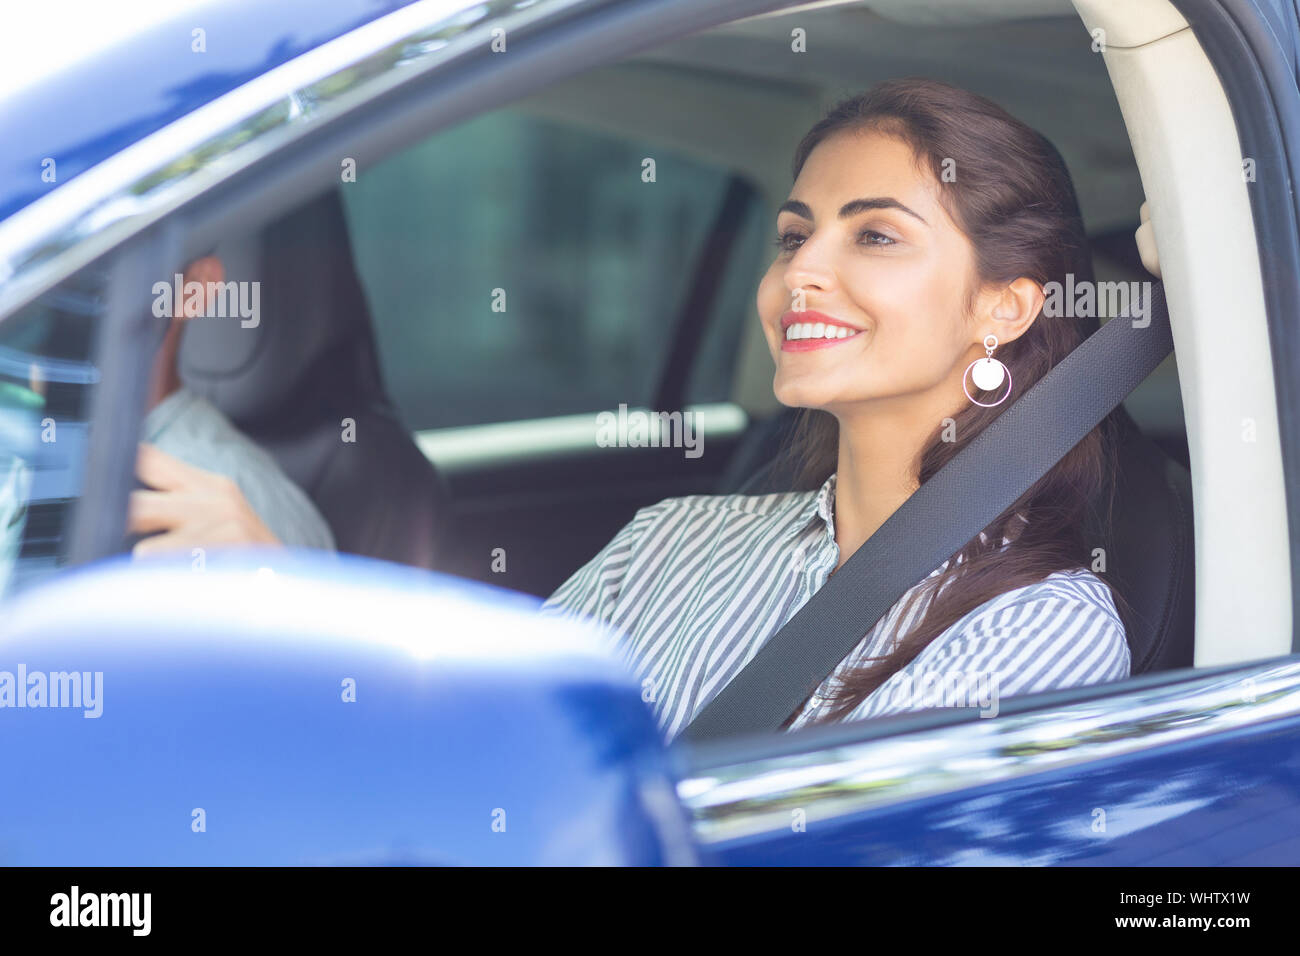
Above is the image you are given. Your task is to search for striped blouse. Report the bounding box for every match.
[539,473,1129,742]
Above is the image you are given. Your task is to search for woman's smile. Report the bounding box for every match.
[780,309,866,351]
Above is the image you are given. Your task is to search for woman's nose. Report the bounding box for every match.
[784,240,834,296]
[780,251,832,295]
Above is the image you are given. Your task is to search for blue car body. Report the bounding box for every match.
[0,0,423,222]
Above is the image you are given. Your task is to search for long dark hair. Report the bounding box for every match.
[779,77,1128,725]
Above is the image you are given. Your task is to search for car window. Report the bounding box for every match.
[341,107,767,431]
[0,267,103,600]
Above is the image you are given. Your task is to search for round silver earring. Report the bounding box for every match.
[963,334,1012,407]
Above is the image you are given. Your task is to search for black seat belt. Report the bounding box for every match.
[679,281,1173,743]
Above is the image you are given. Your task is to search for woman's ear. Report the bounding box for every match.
[983,276,1044,346]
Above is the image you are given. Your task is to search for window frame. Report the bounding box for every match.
[1168,0,1300,655]
[64,228,176,566]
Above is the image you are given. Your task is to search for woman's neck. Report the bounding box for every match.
[830,403,937,571]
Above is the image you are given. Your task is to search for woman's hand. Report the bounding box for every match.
[128,443,281,556]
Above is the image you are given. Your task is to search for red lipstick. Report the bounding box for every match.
[779,310,865,352]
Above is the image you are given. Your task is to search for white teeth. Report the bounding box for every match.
[784,322,860,341]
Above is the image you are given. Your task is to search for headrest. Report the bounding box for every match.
[179,189,382,432]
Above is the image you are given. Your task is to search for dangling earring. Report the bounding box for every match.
[963,334,1012,407]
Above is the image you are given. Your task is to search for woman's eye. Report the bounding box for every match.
[773,231,806,253]
[859,229,895,246]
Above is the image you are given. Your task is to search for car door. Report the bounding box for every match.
[677,660,1300,865]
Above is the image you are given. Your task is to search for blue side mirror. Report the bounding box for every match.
[0,550,696,865]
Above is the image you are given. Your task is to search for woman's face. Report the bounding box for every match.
[757,129,998,418]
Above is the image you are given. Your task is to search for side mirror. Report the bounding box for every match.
[0,551,696,865]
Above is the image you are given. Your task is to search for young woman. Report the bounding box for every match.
[539,78,1130,740]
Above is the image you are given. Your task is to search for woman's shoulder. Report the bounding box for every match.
[850,566,1131,724]
[933,566,1129,675]
[971,567,1125,633]
[1030,567,1125,625]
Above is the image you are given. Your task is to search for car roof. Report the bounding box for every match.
[1,0,1142,230]
[0,0,424,222]
[0,0,1138,229]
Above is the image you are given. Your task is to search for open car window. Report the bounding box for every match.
[341,107,768,432]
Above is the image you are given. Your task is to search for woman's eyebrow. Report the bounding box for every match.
[778,197,928,225]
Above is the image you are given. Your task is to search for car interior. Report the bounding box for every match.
[171,0,1204,682]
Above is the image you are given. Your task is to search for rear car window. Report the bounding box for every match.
[341,108,767,430]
